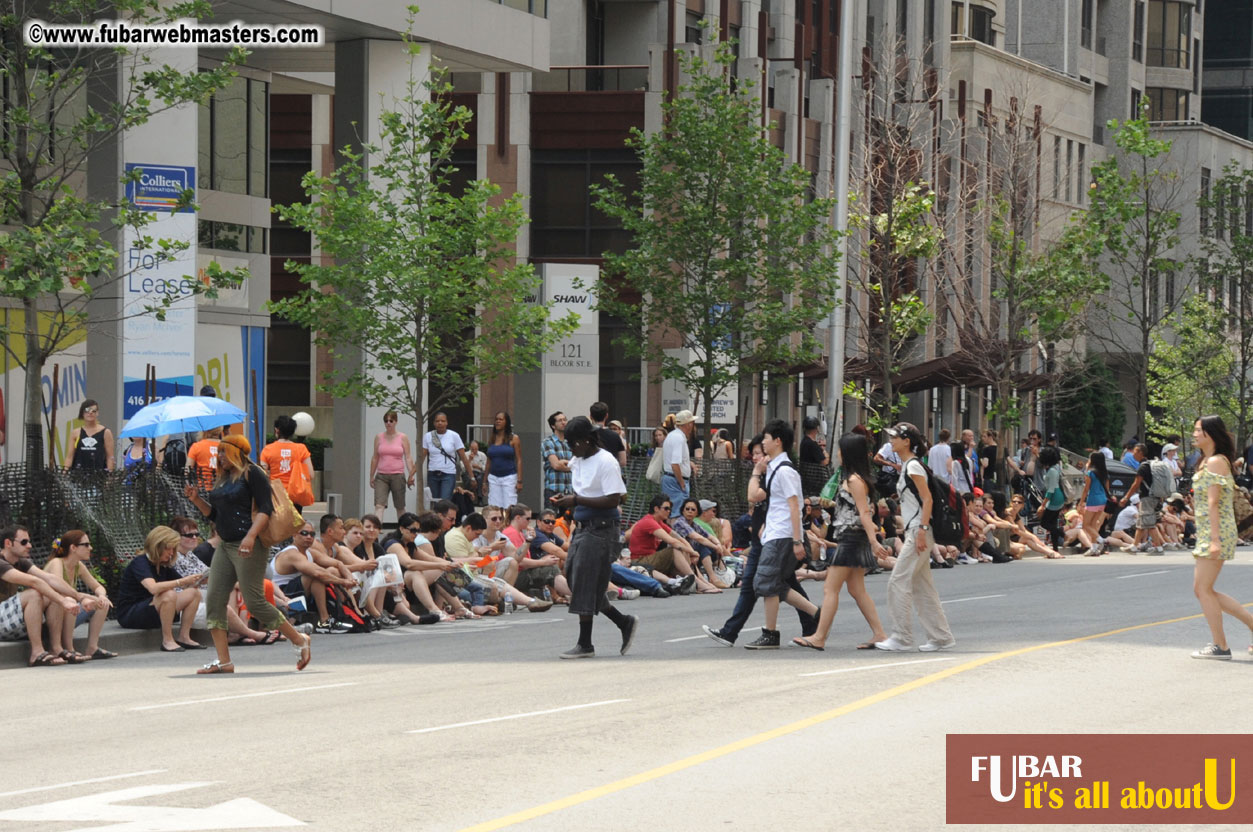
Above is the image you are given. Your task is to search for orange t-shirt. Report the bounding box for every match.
[259,441,311,491]
[187,439,220,490]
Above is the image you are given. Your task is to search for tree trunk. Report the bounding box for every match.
[23,297,44,470]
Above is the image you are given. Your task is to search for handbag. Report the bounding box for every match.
[286,455,314,507]
[255,467,304,547]
[645,450,664,484]
[875,468,898,497]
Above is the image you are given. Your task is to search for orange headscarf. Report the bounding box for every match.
[218,433,253,475]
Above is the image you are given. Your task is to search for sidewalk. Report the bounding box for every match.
[0,621,193,669]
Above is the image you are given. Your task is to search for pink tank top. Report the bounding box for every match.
[377,431,406,474]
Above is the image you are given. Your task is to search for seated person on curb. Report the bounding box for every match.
[470,506,521,585]
[169,515,278,645]
[383,512,462,622]
[0,525,99,666]
[697,500,734,553]
[447,513,554,613]
[310,514,383,626]
[672,498,730,589]
[414,511,489,618]
[358,513,429,625]
[525,510,572,604]
[626,495,706,594]
[43,530,115,662]
[501,504,566,602]
[339,517,402,627]
[267,521,358,634]
[116,526,206,652]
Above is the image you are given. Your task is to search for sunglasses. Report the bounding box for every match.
[660,506,672,512]
[180,532,201,539]
[539,517,555,524]
[84,408,98,414]
[683,506,697,512]
[406,526,420,534]
[76,541,92,547]
[16,538,30,546]
[297,530,314,537]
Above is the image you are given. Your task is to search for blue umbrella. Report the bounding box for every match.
[119,395,248,438]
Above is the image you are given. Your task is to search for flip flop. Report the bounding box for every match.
[58,650,89,664]
[176,640,208,650]
[295,633,312,671]
[792,637,825,651]
[857,641,879,650]
[261,630,283,645]
[88,647,118,660]
[28,650,65,667]
[160,644,186,653]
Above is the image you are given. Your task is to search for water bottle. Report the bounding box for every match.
[504,594,515,614]
[542,586,552,602]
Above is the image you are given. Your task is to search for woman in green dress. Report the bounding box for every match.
[1190,415,1253,660]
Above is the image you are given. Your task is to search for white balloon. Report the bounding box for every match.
[292,411,315,437]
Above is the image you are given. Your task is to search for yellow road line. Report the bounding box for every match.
[459,609,1217,832]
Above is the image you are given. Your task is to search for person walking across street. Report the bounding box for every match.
[1188,415,1253,660]
[549,416,638,660]
[876,422,955,653]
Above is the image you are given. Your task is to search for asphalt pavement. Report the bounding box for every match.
[2,550,1251,832]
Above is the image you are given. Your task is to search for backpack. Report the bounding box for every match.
[324,584,373,632]
[162,438,187,476]
[903,460,969,545]
[1148,459,1175,500]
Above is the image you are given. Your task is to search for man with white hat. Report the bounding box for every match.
[662,410,696,518]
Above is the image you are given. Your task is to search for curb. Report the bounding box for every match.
[0,622,207,668]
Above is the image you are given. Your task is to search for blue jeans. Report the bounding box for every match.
[661,472,688,518]
[718,537,817,642]
[610,563,663,595]
[427,470,455,502]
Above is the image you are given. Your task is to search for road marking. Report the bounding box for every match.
[457,608,1222,832]
[1116,570,1171,579]
[798,657,956,677]
[0,782,303,830]
[407,699,629,735]
[0,770,165,799]
[130,682,357,711]
[663,635,708,643]
[941,594,1006,604]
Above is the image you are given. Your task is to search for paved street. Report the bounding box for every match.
[2,551,1252,832]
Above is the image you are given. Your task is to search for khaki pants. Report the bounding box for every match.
[884,528,953,646]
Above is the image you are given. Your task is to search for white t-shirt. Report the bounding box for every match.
[424,429,465,475]
[662,428,691,478]
[896,458,928,531]
[762,454,802,543]
[1113,504,1138,532]
[1100,447,1114,460]
[928,442,952,484]
[950,456,973,494]
[877,443,901,472]
[570,448,627,498]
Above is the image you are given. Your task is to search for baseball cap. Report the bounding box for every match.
[1162,443,1178,455]
[698,499,717,512]
[1168,491,1184,503]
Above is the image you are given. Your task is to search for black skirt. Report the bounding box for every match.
[824,527,877,570]
[565,517,618,616]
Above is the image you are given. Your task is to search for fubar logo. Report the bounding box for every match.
[948,734,1251,824]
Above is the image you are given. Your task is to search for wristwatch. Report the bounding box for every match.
[792,538,804,546]
[919,524,931,531]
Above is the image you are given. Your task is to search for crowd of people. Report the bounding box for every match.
[6,392,1252,667]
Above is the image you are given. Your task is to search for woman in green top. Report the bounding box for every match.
[1189,415,1253,660]
[42,530,116,661]
[1035,446,1066,557]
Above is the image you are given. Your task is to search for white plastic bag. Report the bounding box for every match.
[359,553,404,600]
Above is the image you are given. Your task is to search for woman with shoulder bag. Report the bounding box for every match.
[184,433,312,674]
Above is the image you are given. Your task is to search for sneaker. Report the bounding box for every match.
[744,629,780,649]
[1191,643,1232,660]
[620,588,641,600]
[990,553,1013,563]
[650,586,671,598]
[1148,547,1165,555]
[1085,542,1101,557]
[919,639,957,652]
[677,574,696,595]
[560,644,595,659]
[957,554,976,565]
[874,636,914,652]
[1118,544,1138,553]
[314,619,352,634]
[294,622,314,636]
[378,614,402,628]
[619,615,639,655]
[701,624,733,647]
[526,599,554,612]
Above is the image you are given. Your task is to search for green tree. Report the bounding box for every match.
[1052,353,1126,452]
[1080,103,1189,440]
[0,0,247,465]
[269,44,576,509]
[1147,294,1236,445]
[1194,161,1253,448]
[591,38,841,442]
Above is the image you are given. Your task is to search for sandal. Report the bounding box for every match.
[58,650,89,664]
[857,641,880,650]
[88,647,118,660]
[792,637,825,651]
[294,633,312,671]
[196,660,234,675]
[28,650,65,667]
[261,630,283,645]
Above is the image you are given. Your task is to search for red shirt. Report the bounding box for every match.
[628,514,671,559]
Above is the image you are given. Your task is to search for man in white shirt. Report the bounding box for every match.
[662,410,696,517]
[928,429,952,485]
[874,441,901,473]
[743,419,821,650]
[549,416,638,659]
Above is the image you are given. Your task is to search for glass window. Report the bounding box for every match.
[212,77,247,194]
[970,6,994,46]
[1133,1,1144,62]
[198,99,211,191]
[1146,0,1191,68]
[531,150,640,258]
[1147,87,1188,121]
[1081,0,1093,48]
[267,318,311,407]
[249,79,267,198]
[1201,167,1211,235]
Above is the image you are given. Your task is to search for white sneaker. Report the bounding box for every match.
[1086,541,1101,556]
[919,639,957,652]
[620,588,641,600]
[1148,547,1165,555]
[874,636,914,652]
